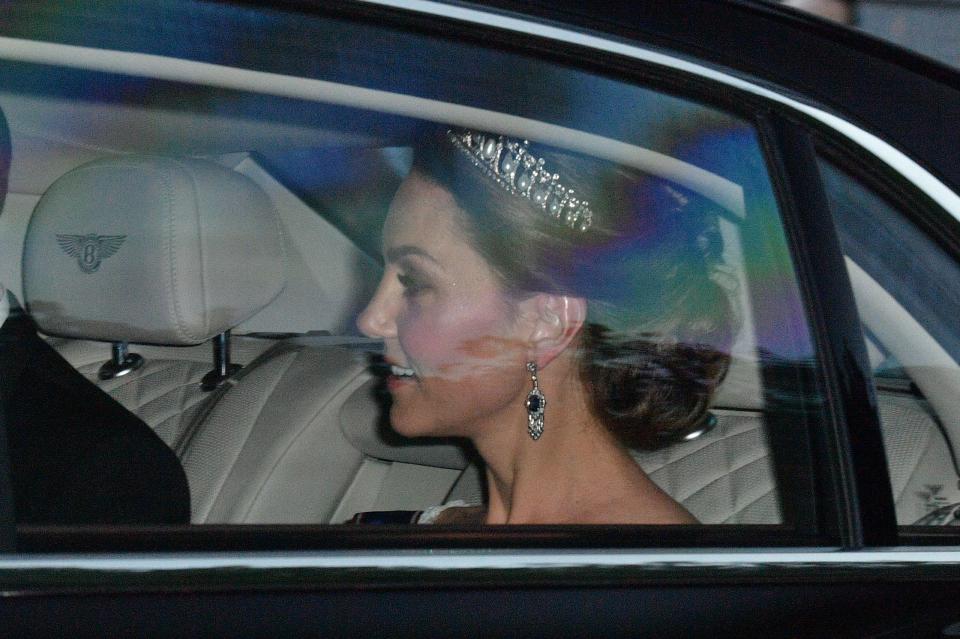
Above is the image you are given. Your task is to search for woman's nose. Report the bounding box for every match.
[357,277,398,339]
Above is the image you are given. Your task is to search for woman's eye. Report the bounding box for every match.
[397,273,427,296]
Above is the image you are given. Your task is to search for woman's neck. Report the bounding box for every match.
[471,365,695,525]
[480,415,625,524]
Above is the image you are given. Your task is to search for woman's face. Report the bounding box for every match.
[357,171,531,438]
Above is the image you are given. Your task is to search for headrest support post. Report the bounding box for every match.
[98,341,145,380]
[201,330,242,392]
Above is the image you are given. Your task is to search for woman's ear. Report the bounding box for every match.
[520,293,586,367]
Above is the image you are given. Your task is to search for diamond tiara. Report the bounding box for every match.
[446,130,593,232]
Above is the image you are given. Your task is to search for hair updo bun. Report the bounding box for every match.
[411,131,735,449]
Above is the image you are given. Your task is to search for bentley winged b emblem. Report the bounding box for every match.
[56,234,127,273]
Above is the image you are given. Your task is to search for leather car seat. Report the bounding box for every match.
[21,154,471,523]
[21,155,285,520]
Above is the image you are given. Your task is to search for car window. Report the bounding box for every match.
[818,157,960,528]
[0,1,831,547]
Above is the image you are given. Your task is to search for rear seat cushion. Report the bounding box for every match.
[49,330,952,527]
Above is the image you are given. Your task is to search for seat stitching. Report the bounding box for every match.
[179,160,210,338]
[675,454,773,502]
[635,420,765,472]
[171,380,234,457]
[196,352,298,522]
[117,380,195,414]
[126,382,208,416]
[237,366,372,522]
[132,363,146,411]
[720,431,737,522]
[159,164,190,342]
[172,342,290,459]
[642,435,769,482]
[720,488,778,523]
[107,364,206,409]
[174,358,201,439]
[894,430,936,505]
[98,360,190,392]
[136,395,208,426]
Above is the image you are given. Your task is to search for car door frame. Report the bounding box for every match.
[1,1,960,634]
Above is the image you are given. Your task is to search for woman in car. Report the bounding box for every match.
[357,129,733,524]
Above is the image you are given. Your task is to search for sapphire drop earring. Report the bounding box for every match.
[525,362,545,440]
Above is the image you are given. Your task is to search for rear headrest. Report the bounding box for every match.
[22,156,284,345]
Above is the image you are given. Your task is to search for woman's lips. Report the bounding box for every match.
[389,364,416,378]
[385,362,417,391]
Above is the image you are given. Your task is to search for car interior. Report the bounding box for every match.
[0,52,956,530]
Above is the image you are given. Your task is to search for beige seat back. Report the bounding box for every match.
[23,155,285,467]
[179,340,471,523]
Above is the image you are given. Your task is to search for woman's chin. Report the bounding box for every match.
[388,396,465,439]
[389,406,441,439]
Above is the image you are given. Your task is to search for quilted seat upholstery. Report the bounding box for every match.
[46,337,274,448]
[879,393,960,525]
[52,338,785,524]
[633,410,781,524]
[50,337,954,526]
[176,341,465,523]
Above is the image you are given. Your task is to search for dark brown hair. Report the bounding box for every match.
[412,131,734,448]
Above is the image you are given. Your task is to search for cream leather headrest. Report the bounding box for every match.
[22,156,285,345]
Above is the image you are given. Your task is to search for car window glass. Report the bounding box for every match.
[818,157,960,528]
[0,2,828,545]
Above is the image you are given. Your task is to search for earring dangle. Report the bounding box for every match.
[525,362,546,440]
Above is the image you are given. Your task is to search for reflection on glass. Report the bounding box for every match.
[0,7,825,531]
[821,158,960,527]
[357,129,737,525]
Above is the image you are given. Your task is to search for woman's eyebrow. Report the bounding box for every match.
[386,245,440,266]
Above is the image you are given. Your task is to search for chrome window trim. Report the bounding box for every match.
[3,548,960,572]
